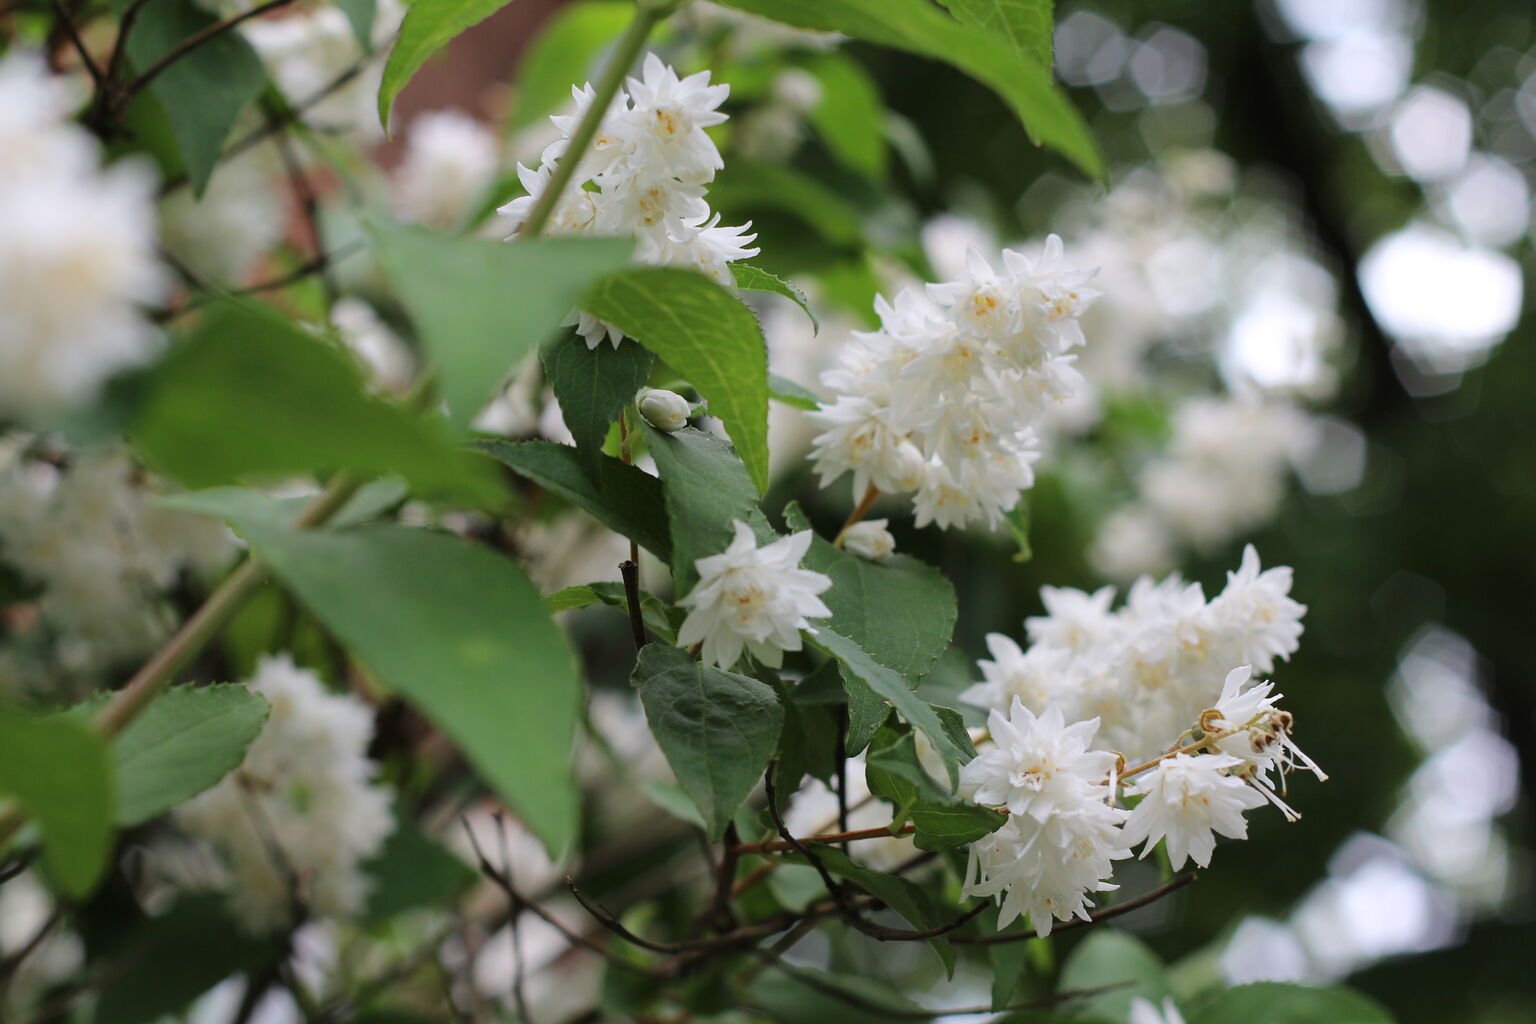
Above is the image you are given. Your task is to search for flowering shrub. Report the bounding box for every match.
[0,1,1406,1022]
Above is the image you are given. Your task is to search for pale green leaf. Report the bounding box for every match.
[582,268,772,493]
[1058,929,1171,1021]
[0,702,114,897]
[713,0,1102,177]
[1188,982,1395,1024]
[130,301,501,505]
[69,685,271,826]
[238,522,583,853]
[937,0,1054,70]
[379,0,518,130]
[804,52,888,180]
[369,221,634,431]
[732,263,819,334]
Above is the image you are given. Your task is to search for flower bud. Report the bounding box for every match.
[841,519,895,562]
[637,389,691,432]
[883,440,928,492]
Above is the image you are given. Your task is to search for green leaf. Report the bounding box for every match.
[632,644,783,840]
[0,702,114,897]
[238,522,583,854]
[786,501,958,686]
[472,439,672,560]
[69,685,271,827]
[125,0,267,194]
[1188,983,1395,1024]
[1005,496,1033,563]
[768,373,823,410]
[509,0,632,131]
[640,780,707,830]
[937,0,1053,70]
[92,895,282,1024]
[713,0,1102,178]
[337,0,379,53]
[541,332,653,473]
[987,914,1030,1011]
[803,627,966,774]
[710,159,865,247]
[582,268,772,493]
[641,425,761,594]
[379,0,518,130]
[369,221,634,431]
[155,479,409,531]
[909,802,1007,851]
[131,301,501,505]
[362,821,478,922]
[544,581,679,643]
[732,263,819,334]
[803,52,888,180]
[1058,929,1171,1022]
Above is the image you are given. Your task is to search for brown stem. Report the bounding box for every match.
[48,0,104,86]
[733,821,916,855]
[833,484,880,545]
[619,560,647,652]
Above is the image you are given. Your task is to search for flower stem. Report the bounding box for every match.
[517,5,664,239]
[833,485,880,546]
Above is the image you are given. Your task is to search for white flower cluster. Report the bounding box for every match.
[0,52,165,423]
[956,547,1323,935]
[808,240,1098,530]
[0,447,232,686]
[175,655,394,933]
[499,53,758,348]
[677,520,831,670]
[1092,396,1318,578]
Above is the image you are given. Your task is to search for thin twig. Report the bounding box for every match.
[271,124,338,308]
[833,484,880,545]
[704,821,740,933]
[125,0,296,96]
[104,0,152,82]
[951,872,1199,945]
[565,876,798,955]
[835,708,849,840]
[48,0,104,86]
[619,560,647,652]
[733,821,917,855]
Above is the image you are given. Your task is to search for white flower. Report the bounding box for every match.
[840,519,895,562]
[960,699,1118,821]
[962,801,1130,936]
[1208,666,1327,819]
[332,298,414,394]
[175,655,394,932]
[637,388,691,432]
[1130,997,1188,1024]
[809,237,1096,529]
[498,54,755,348]
[159,144,285,283]
[677,520,832,669]
[394,109,500,229]
[1121,753,1266,869]
[0,53,165,423]
[1207,544,1306,673]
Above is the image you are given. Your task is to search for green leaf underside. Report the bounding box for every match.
[543,581,678,643]
[910,802,1008,850]
[369,222,634,431]
[131,301,501,505]
[472,439,672,561]
[731,263,820,334]
[641,424,762,595]
[0,702,114,897]
[712,0,1102,177]
[379,0,518,130]
[582,267,772,493]
[126,0,266,194]
[155,479,409,531]
[1188,982,1396,1024]
[237,521,582,854]
[541,332,653,475]
[937,0,1054,69]
[633,644,783,840]
[69,684,270,826]
[509,1,632,131]
[804,627,966,772]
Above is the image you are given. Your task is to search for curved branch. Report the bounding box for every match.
[952,872,1199,945]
